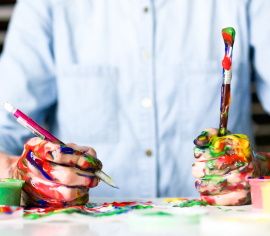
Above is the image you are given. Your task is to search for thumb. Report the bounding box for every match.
[194,128,219,147]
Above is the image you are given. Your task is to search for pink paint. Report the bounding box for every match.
[249,177,270,210]
[249,178,263,209]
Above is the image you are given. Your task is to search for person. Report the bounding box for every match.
[1,1,270,204]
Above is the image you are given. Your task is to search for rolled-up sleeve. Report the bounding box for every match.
[0,0,56,155]
[249,0,270,113]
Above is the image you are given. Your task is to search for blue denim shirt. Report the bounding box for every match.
[1,0,270,198]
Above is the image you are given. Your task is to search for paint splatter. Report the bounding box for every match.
[23,201,154,220]
[142,211,173,217]
[177,199,208,208]
[0,206,24,220]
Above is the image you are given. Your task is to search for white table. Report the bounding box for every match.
[1,198,270,236]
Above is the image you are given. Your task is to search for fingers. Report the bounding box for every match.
[22,177,89,207]
[192,157,248,178]
[201,190,251,206]
[195,171,251,195]
[50,165,99,188]
[17,152,99,188]
[19,138,101,207]
[24,137,102,171]
[194,163,254,199]
[66,143,97,157]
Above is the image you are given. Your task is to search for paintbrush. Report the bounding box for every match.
[1,101,118,189]
[218,27,236,136]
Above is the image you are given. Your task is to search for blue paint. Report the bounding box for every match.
[36,199,49,207]
[77,173,96,178]
[60,146,74,154]
[26,152,53,181]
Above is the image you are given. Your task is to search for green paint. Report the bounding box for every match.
[178,200,208,208]
[85,203,98,208]
[209,144,226,157]
[195,131,210,147]
[255,153,267,161]
[201,175,226,184]
[206,160,215,170]
[24,208,83,219]
[133,205,153,210]
[222,27,236,41]
[201,131,209,136]
[91,208,128,217]
[84,154,97,166]
[143,211,173,217]
[217,207,232,212]
[235,161,245,167]
[24,202,154,220]
[218,128,227,137]
[0,178,24,206]
[24,213,41,220]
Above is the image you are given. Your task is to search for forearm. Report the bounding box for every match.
[0,152,18,178]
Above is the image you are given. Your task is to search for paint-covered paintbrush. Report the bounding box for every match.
[1,102,118,189]
[218,27,236,136]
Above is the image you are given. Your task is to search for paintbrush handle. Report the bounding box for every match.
[218,27,235,136]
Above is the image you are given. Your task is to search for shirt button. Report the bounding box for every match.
[141,97,152,108]
[145,149,153,157]
[142,50,150,60]
[143,7,149,13]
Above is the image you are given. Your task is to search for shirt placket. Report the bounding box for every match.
[136,0,157,197]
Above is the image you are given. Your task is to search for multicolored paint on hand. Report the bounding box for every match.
[14,137,101,207]
[193,128,254,206]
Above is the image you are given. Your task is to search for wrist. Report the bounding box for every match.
[0,152,19,178]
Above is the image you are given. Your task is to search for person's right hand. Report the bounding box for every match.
[11,137,102,207]
[192,128,255,206]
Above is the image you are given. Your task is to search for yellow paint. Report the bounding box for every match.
[210,134,251,162]
[163,198,188,203]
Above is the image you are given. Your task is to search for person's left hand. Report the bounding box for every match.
[12,137,102,207]
[192,128,255,205]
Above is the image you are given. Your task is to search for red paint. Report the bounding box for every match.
[222,32,234,46]
[222,56,232,70]
[103,201,136,207]
[200,195,216,205]
[219,154,245,166]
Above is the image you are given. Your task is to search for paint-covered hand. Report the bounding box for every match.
[192,128,255,206]
[12,137,102,207]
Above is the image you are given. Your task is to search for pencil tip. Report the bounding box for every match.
[111,184,120,189]
[95,170,119,189]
